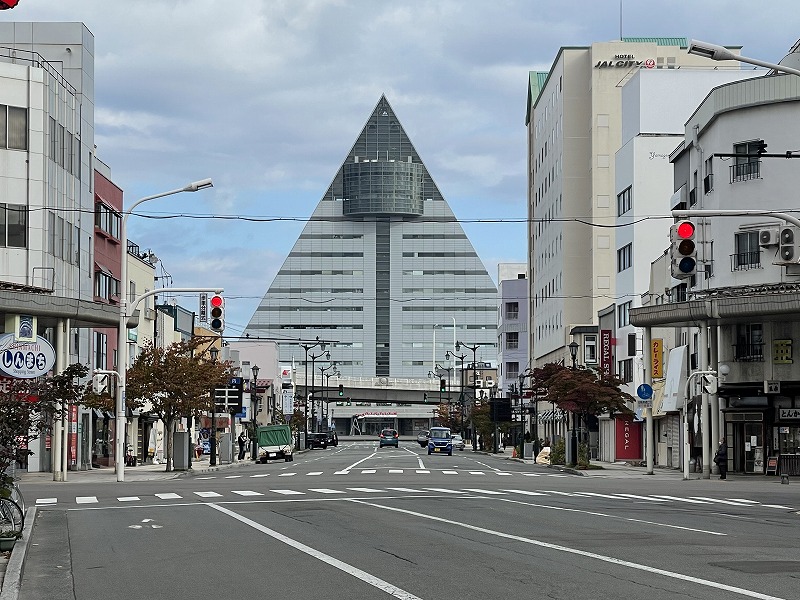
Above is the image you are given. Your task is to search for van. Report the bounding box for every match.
[255,424,294,462]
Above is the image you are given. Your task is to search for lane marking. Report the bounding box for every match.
[250,474,269,478]
[194,491,223,498]
[762,504,795,510]
[501,489,547,496]
[423,488,468,495]
[334,470,349,475]
[197,476,216,480]
[342,452,377,473]
[36,498,57,505]
[416,470,430,474]
[728,498,760,504]
[347,488,383,493]
[155,493,182,500]
[570,492,623,500]
[650,495,709,504]
[231,491,263,496]
[538,490,581,497]
[117,497,140,502]
[208,503,423,600]
[308,489,346,494]
[278,473,296,477]
[388,470,403,474]
[386,488,424,493]
[468,471,486,475]
[361,470,377,474]
[690,497,753,506]
[225,475,242,479]
[348,502,782,600]
[615,493,668,502]
[75,496,98,504]
[442,471,458,475]
[271,490,305,495]
[307,472,323,476]
[522,473,541,477]
[496,472,512,476]
[461,489,505,495]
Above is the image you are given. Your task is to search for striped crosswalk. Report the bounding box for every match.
[35,486,796,511]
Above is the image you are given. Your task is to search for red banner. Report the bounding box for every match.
[615,415,642,460]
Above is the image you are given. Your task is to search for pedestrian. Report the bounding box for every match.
[715,437,728,480]
[195,435,204,460]
[237,431,247,460]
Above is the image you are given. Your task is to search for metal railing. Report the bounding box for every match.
[730,161,761,183]
[732,343,765,362]
[730,251,762,271]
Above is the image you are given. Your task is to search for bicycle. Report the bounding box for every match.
[0,496,23,538]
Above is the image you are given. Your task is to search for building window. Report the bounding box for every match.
[94,332,107,370]
[0,104,28,150]
[734,323,764,362]
[704,157,714,193]
[731,141,761,182]
[506,361,519,380]
[0,204,27,248]
[506,332,519,350]
[617,358,634,383]
[584,334,597,364]
[505,301,519,320]
[95,203,121,239]
[617,243,632,272]
[94,271,119,301]
[617,301,631,328]
[616,186,632,216]
[732,231,761,270]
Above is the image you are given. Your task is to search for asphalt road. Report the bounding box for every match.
[15,439,800,600]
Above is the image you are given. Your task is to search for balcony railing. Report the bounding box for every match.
[703,174,714,194]
[730,161,761,183]
[730,251,762,271]
[505,310,519,320]
[733,343,765,362]
[689,188,697,206]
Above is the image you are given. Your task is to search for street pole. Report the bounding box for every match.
[568,341,579,466]
[299,337,325,448]
[116,178,212,482]
[209,346,219,466]
[456,341,480,451]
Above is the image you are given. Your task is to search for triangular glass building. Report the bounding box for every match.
[244,96,497,379]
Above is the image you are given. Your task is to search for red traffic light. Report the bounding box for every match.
[210,295,223,308]
[209,295,224,332]
[676,221,695,239]
[0,1,21,9]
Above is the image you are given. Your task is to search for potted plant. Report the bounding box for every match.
[0,527,20,552]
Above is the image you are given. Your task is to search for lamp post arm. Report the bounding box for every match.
[673,209,800,229]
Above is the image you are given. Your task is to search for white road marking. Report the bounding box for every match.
[349,502,778,600]
[75,496,98,504]
[614,493,668,502]
[538,490,581,497]
[342,452,378,473]
[249,474,269,478]
[522,473,541,477]
[155,493,182,500]
[346,487,383,493]
[197,476,216,480]
[118,497,140,502]
[194,491,223,498]
[307,472,323,476]
[36,498,57,505]
[690,496,753,506]
[496,472,512,476]
[501,489,547,496]
[208,504,423,600]
[334,470,349,475]
[388,469,403,474]
[728,498,760,503]
[468,471,486,475]
[415,470,430,474]
[308,489,346,494]
[278,473,296,477]
[762,504,795,510]
[386,488,424,493]
[225,475,242,479]
[650,495,710,504]
[361,469,377,474]
[423,488,468,494]
[442,470,458,475]
[571,492,623,500]
[231,491,263,496]
[271,490,305,495]
[461,489,506,495]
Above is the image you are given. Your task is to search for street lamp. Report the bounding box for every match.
[299,337,326,447]
[322,364,339,431]
[309,349,330,437]
[688,39,800,77]
[116,178,213,482]
[446,350,467,439]
[318,362,337,432]
[209,346,220,466]
[568,341,579,466]
[455,341,482,452]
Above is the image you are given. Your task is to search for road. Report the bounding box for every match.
[15,438,800,600]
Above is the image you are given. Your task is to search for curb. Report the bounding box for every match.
[0,506,36,600]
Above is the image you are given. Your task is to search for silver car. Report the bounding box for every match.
[416,430,429,448]
[451,434,465,451]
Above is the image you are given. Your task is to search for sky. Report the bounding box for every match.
[3,1,799,338]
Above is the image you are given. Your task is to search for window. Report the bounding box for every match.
[506,332,519,350]
[732,231,761,270]
[506,361,519,380]
[94,332,107,370]
[704,157,714,193]
[617,301,631,328]
[734,323,764,362]
[616,186,632,216]
[95,203,121,239]
[0,104,27,150]
[505,301,519,320]
[731,141,761,182]
[617,358,633,383]
[0,204,27,248]
[617,243,632,272]
[94,271,119,301]
[584,335,597,364]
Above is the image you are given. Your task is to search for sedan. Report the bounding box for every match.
[416,430,429,448]
[451,434,465,451]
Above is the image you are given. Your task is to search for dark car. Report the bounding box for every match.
[326,430,339,447]
[379,428,399,448]
[306,432,328,450]
[427,427,453,456]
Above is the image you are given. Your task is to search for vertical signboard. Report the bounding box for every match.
[615,415,643,460]
[199,293,208,323]
[651,338,664,378]
[600,329,613,375]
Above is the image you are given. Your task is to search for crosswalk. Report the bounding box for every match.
[34,486,797,511]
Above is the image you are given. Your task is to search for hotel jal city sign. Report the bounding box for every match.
[594,54,656,69]
[0,333,56,379]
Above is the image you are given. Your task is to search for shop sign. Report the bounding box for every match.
[600,330,613,375]
[615,415,642,460]
[0,333,56,378]
[651,338,663,378]
[778,408,800,420]
[594,55,655,69]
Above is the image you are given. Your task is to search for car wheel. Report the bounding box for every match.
[427,450,432,455]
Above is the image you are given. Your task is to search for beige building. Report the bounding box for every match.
[525,38,742,368]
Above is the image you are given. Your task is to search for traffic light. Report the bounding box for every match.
[670,220,697,279]
[439,379,446,393]
[423,392,428,403]
[209,294,224,332]
[756,140,768,155]
[779,226,800,262]
[702,374,718,395]
[338,384,344,397]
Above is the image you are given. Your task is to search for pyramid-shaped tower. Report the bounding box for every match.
[244,96,497,379]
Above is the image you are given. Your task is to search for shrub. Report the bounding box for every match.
[550,438,566,465]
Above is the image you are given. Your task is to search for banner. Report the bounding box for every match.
[651,338,663,378]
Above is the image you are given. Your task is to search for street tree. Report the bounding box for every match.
[434,402,457,430]
[125,339,230,471]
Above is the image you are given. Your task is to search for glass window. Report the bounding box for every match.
[734,231,760,269]
[7,106,27,150]
[0,204,28,248]
[617,186,632,216]
[506,332,519,350]
[584,335,597,364]
[617,301,631,328]
[617,243,632,272]
[505,302,519,320]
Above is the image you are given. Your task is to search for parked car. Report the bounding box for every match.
[427,427,453,456]
[306,432,328,450]
[451,433,465,451]
[255,424,294,462]
[416,430,429,448]
[379,428,399,448]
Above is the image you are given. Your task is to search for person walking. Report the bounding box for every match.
[715,438,728,480]
[237,431,248,461]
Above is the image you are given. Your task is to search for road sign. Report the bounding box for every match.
[214,386,243,413]
[636,383,653,400]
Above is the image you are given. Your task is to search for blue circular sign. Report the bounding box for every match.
[637,384,653,400]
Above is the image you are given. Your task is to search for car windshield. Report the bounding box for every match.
[381,429,396,436]
[430,428,450,439]
[452,435,462,440]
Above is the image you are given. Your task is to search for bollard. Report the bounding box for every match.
[780,472,789,484]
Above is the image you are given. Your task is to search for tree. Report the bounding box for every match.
[434,402,458,430]
[125,339,230,471]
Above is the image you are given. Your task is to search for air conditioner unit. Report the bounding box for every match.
[759,227,780,246]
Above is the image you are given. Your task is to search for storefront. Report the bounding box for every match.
[723,408,767,474]
[774,407,800,476]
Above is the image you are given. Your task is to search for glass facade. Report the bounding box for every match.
[244,96,497,379]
